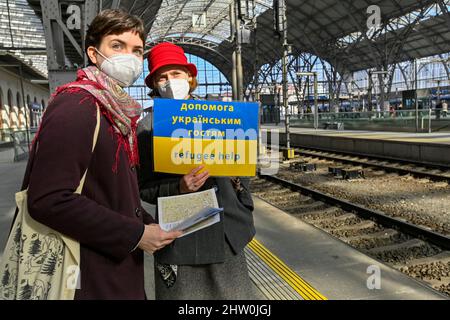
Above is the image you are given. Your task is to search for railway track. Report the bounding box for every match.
[250,175,450,297]
[292,147,450,182]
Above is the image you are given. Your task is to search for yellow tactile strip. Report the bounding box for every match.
[246,239,327,300]
[245,247,303,300]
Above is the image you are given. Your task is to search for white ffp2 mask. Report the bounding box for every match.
[96,48,143,87]
[158,79,190,99]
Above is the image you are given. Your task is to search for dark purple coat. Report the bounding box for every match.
[24,90,154,299]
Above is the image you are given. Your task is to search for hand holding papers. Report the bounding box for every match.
[157,188,222,238]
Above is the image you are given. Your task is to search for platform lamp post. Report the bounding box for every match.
[230,1,244,101]
[414,59,419,132]
[367,72,372,112]
[345,80,356,113]
[348,80,363,111]
[413,58,432,132]
[432,79,443,107]
[297,72,318,130]
[428,79,445,133]
[274,0,294,159]
[413,59,433,132]
[369,70,389,118]
[352,80,364,111]
[349,81,354,113]
[437,80,442,103]
[281,41,290,151]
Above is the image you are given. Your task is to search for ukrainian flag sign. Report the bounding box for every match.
[153,98,259,176]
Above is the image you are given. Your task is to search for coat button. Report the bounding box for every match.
[135,208,141,217]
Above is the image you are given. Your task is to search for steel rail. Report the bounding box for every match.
[259,174,450,251]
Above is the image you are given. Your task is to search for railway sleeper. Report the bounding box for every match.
[314,215,363,229]
[251,188,293,196]
[367,239,440,258]
[255,192,303,203]
[343,228,399,242]
[300,207,346,221]
[345,230,407,251]
[273,196,316,207]
[283,201,328,214]
[327,221,379,236]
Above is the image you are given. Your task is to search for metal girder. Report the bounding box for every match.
[199,7,231,41]
[112,0,121,9]
[148,36,234,82]
[23,0,450,96]
[247,0,446,81]
[31,0,162,91]
[437,0,450,33]
[161,0,190,39]
[164,34,254,87]
[40,0,100,92]
[148,36,220,51]
[181,0,220,37]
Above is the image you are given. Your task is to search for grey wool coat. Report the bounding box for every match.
[136,112,256,265]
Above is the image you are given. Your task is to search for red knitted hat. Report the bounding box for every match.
[145,42,198,88]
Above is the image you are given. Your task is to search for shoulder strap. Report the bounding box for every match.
[75,103,101,194]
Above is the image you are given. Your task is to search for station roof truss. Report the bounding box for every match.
[144,0,450,85]
[1,0,48,79]
[15,0,450,86]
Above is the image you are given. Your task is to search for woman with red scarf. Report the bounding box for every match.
[22,10,181,299]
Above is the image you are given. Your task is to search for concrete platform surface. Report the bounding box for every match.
[252,196,448,300]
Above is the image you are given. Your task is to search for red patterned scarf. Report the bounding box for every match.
[51,66,142,172]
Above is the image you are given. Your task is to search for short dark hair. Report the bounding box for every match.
[85,9,146,64]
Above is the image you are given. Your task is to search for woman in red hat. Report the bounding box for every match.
[137,42,257,300]
[144,42,199,100]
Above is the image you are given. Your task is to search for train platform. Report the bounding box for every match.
[261,125,450,166]
[249,196,447,300]
[0,161,447,300]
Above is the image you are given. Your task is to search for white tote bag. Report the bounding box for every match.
[0,105,100,300]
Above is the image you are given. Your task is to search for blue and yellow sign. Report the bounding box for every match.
[153,98,259,176]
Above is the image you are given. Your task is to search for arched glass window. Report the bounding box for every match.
[185,53,231,98]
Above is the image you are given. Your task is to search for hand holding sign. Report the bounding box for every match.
[180,165,210,193]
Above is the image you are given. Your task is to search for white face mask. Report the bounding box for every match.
[95,48,143,87]
[158,79,190,100]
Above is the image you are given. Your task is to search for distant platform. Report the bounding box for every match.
[261,126,450,165]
